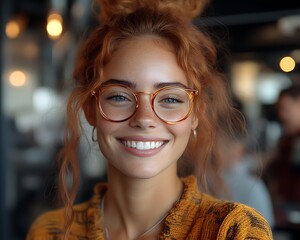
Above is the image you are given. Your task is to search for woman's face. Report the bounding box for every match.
[92,37,198,179]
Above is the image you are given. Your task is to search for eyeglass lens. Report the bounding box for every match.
[98,85,192,122]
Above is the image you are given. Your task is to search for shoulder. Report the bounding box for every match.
[26,201,91,240]
[26,207,65,239]
[219,202,273,239]
[27,182,107,239]
[198,194,273,239]
[165,176,273,239]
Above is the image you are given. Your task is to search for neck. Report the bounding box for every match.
[103,168,183,239]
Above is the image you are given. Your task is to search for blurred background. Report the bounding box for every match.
[1,0,300,239]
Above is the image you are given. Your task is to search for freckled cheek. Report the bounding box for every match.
[98,124,120,138]
[168,124,192,142]
[95,118,121,143]
[96,124,121,160]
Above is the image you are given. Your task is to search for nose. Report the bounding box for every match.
[128,95,158,129]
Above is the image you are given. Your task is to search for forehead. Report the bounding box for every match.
[102,37,188,88]
[118,36,174,54]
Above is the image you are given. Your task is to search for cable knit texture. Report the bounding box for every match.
[27,175,273,239]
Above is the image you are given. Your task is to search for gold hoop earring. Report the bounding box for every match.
[193,129,197,137]
[92,127,98,142]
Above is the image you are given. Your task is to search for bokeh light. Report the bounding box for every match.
[9,70,27,87]
[6,20,20,39]
[46,12,63,39]
[279,56,296,72]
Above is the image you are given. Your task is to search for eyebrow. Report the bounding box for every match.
[101,79,136,88]
[102,79,190,89]
[154,82,189,89]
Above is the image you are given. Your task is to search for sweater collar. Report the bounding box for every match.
[85,175,201,239]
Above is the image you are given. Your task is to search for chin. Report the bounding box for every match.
[121,164,167,179]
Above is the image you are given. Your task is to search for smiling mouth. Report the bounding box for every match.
[120,140,166,150]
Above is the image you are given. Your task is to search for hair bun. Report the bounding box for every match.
[98,0,209,23]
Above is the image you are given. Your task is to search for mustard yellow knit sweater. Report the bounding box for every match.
[27,176,273,239]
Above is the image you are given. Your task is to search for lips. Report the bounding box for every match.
[121,140,165,150]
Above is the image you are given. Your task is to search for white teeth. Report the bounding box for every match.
[137,142,144,149]
[122,140,164,150]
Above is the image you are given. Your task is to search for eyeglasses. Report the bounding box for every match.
[91,84,198,124]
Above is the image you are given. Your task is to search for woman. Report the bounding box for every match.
[264,85,300,229]
[27,0,273,239]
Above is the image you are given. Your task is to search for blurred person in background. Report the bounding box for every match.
[264,85,300,233]
[26,0,272,239]
[219,129,275,228]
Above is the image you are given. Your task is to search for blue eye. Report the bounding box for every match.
[107,95,131,102]
[162,98,182,103]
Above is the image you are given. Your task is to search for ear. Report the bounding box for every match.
[83,99,96,127]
